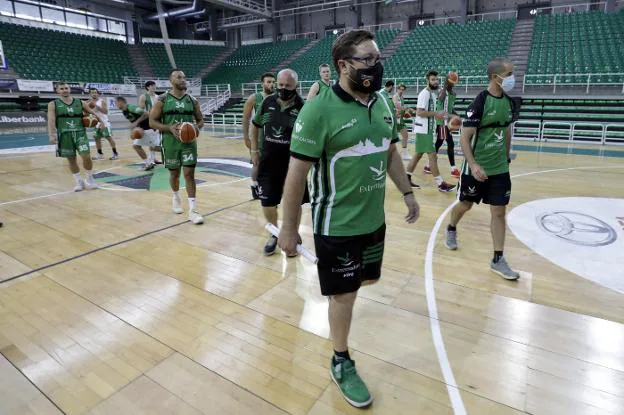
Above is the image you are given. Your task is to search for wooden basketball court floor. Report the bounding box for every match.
[1,128,623,415]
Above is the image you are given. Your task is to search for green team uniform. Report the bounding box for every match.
[317,79,331,95]
[54,98,90,158]
[122,104,150,130]
[159,92,198,169]
[253,91,266,151]
[380,89,396,119]
[291,83,399,296]
[414,88,437,153]
[143,92,155,112]
[395,93,407,130]
[459,90,518,205]
[436,89,457,127]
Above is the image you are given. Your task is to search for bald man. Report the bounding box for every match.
[445,57,521,280]
[250,69,309,255]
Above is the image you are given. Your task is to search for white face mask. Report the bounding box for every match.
[497,74,515,92]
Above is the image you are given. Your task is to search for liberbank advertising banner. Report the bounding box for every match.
[0,112,46,126]
[15,80,136,95]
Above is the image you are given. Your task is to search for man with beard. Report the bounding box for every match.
[250,69,307,255]
[149,69,205,224]
[405,70,456,192]
[277,30,420,408]
[243,72,275,199]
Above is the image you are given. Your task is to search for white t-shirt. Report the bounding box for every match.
[413,88,437,135]
[93,98,109,124]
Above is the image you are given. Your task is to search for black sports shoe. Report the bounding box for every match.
[407,174,421,189]
[264,236,278,256]
[251,185,260,200]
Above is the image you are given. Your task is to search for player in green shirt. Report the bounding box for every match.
[392,83,412,160]
[379,80,395,114]
[277,30,419,409]
[138,80,162,166]
[445,58,521,280]
[242,72,275,199]
[116,96,161,171]
[149,69,205,225]
[47,81,101,191]
[424,72,460,178]
[306,63,332,101]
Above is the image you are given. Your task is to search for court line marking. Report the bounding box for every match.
[0,199,253,285]
[0,165,122,206]
[425,163,624,415]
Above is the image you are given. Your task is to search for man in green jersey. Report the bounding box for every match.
[379,80,395,112]
[116,96,160,171]
[445,58,521,280]
[138,80,162,166]
[306,63,332,101]
[149,69,205,225]
[47,81,101,191]
[278,30,419,408]
[392,83,412,160]
[405,70,456,192]
[424,72,460,178]
[242,72,275,199]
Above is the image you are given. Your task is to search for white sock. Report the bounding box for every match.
[435,175,443,186]
[188,197,196,211]
[173,191,180,201]
[148,152,155,163]
[73,172,82,184]
[85,170,94,180]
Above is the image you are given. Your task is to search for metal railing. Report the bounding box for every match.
[534,1,607,15]
[467,10,518,21]
[200,88,231,115]
[282,32,318,41]
[241,80,330,98]
[512,120,542,141]
[384,76,489,93]
[523,73,624,94]
[202,84,231,96]
[362,21,405,32]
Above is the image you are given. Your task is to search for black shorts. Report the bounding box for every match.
[436,125,451,143]
[257,158,309,207]
[459,172,511,206]
[314,224,386,296]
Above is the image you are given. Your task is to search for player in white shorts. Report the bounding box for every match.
[116,96,161,170]
[88,88,118,160]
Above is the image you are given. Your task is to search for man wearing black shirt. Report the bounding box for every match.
[251,69,308,255]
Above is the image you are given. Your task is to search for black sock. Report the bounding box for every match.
[333,350,351,363]
[97,149,103,155]
[493,251,503,263]
[447,225,456,232]
[112,148,118,155]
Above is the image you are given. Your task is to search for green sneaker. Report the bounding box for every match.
[330,358,373,408]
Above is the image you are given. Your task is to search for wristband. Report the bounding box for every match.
[403,191,413,197]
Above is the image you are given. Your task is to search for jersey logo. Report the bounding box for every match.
[467,110,474,118]
[337,252,354,267]
[65,120,76,128]
[467,186,477,196]
[271,126,284,138]
[494,131,505,143]
[369,161,386,181]
[67,107,74,114]
[338,118,358,133]
[295,121,303,133]
[487,110,497,116]
[290,108,299,117]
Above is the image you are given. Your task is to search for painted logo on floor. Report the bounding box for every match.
[93,158,251,192]
[507,197,624,294]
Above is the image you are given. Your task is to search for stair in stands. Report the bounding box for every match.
[128,44,155,79]
[380,30,411,60]
[507,19,535,94]
[269,38,321,73]
[197,47,237,80]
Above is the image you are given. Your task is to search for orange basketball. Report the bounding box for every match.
[88,101,96,109]
[82,115,98,128]
[131,127,144,140]
[179,122,198,143]
[447,72,459,85]
[448,115,462,131]
[403,108,414,119]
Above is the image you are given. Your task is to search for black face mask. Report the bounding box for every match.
[277,88,297,101]
[347,62,384,93]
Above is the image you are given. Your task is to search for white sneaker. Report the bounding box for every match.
[73,180,85,192]
[188,210,204,225]
[402,148,411,160]
[172,196,184,214]
[84,175,98,190]
[92,154,104,160]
